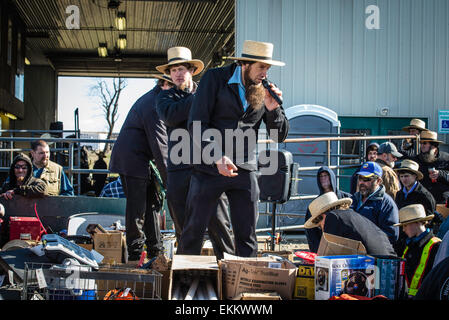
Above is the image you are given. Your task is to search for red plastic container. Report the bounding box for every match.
[9,217,42,241]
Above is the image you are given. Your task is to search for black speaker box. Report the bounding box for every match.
[258,149,298,203]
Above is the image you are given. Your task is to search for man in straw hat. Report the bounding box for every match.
[400,118,429,159]
[412,130,449,204]
[394,204,441,298]
[177,40,289,257]
[394,159,437,255]
[109,73,174,261]
[351,161,400,245]
[304,192,395,255]
[156,46,234,259]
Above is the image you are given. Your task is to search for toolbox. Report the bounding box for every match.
[9,217,42,241]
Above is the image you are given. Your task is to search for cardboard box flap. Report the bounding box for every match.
[223,252,277,262]
[317,233,367,256]
[171,255,218,271]
[436,204,449,218]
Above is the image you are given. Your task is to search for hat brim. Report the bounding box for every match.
[227,56,285,67]
[420,139,444,144]
[394,168,424,180]
[402,125,429,132]
[304,198,353,229]
[356,172,380,178]
[391,151,403,158]
[393,214,434,227]
[155,59,204,76]
[150,74,174,84]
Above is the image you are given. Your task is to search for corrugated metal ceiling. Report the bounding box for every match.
[11,0,235,77]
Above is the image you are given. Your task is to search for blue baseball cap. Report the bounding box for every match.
[357,161,383,178]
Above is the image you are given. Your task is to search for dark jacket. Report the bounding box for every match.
[351,185,399,245]
[323,209,397,256]
[394,181,437,255]
[187,63,289,175]
[305,166,352,253]
[109,84,169,185]
[414,255,449,300]
[1,153,47,198]
[395,182,436,217]
[412,150,449,203]
[156,85,196,172]
[402,230,440,297]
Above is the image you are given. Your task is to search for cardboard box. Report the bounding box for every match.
[315,255,375,300]
[436,204,449,218]
[220,255,297,300]
[168,255,220,300]
[293,264,315,300]
[93,231,125,264]
[371,255,406,300]
[234,292,282,300]
[317,233,367,256]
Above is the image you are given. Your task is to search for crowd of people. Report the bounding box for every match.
[305,117,449,298]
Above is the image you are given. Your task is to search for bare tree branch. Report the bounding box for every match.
[90,77,128,152]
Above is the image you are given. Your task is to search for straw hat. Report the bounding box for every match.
[156,46,204,76]
[394,204,434,227]
[394,159,423,180]
[402,119,429,132]
[420,130,444,144]
[304,192,353,229]
[151,73,174,84]
[227,40,285,67]
[39,133,55,146]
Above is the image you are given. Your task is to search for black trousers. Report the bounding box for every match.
[166,168,235,260]
[178,169,259,257]
[120,174,163,259]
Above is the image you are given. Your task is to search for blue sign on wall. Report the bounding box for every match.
[439,110,449,134]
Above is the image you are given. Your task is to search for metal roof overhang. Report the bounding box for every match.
[11,0,235,78]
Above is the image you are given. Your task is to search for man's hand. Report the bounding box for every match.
[1,190,14,200]
[429,169,439,181]
[215,156,238,177]
[264,83,283,111]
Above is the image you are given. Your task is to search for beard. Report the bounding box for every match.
[243,68,265,111]
[419,148,437,164]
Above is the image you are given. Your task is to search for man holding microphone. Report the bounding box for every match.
[177,40,289,257]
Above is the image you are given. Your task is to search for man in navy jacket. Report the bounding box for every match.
[351,161,400,246]
[177,40,289,257]
[109,74,173,261]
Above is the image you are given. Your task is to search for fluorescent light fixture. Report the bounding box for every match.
[3,112,17,120]
[98,43,108,57]
[115,12,126,30]
[24,57,31,65]
[117,35,127,50]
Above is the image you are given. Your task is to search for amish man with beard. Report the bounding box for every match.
[177,40,289,257]
[412,130,449,204]
[156,46,234,260]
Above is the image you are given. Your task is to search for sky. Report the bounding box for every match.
[57,76,157,133]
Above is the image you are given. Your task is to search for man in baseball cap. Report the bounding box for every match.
[376,142,402,199]
[351,161,400,245]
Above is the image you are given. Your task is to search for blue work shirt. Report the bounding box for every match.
[227,65,249,111]
[401,181,418,200]
[33,166,74,196]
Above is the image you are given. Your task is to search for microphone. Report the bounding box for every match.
[262,79,283,105]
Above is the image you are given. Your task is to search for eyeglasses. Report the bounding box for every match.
[358,176,375,182]
[14,165,27,170]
